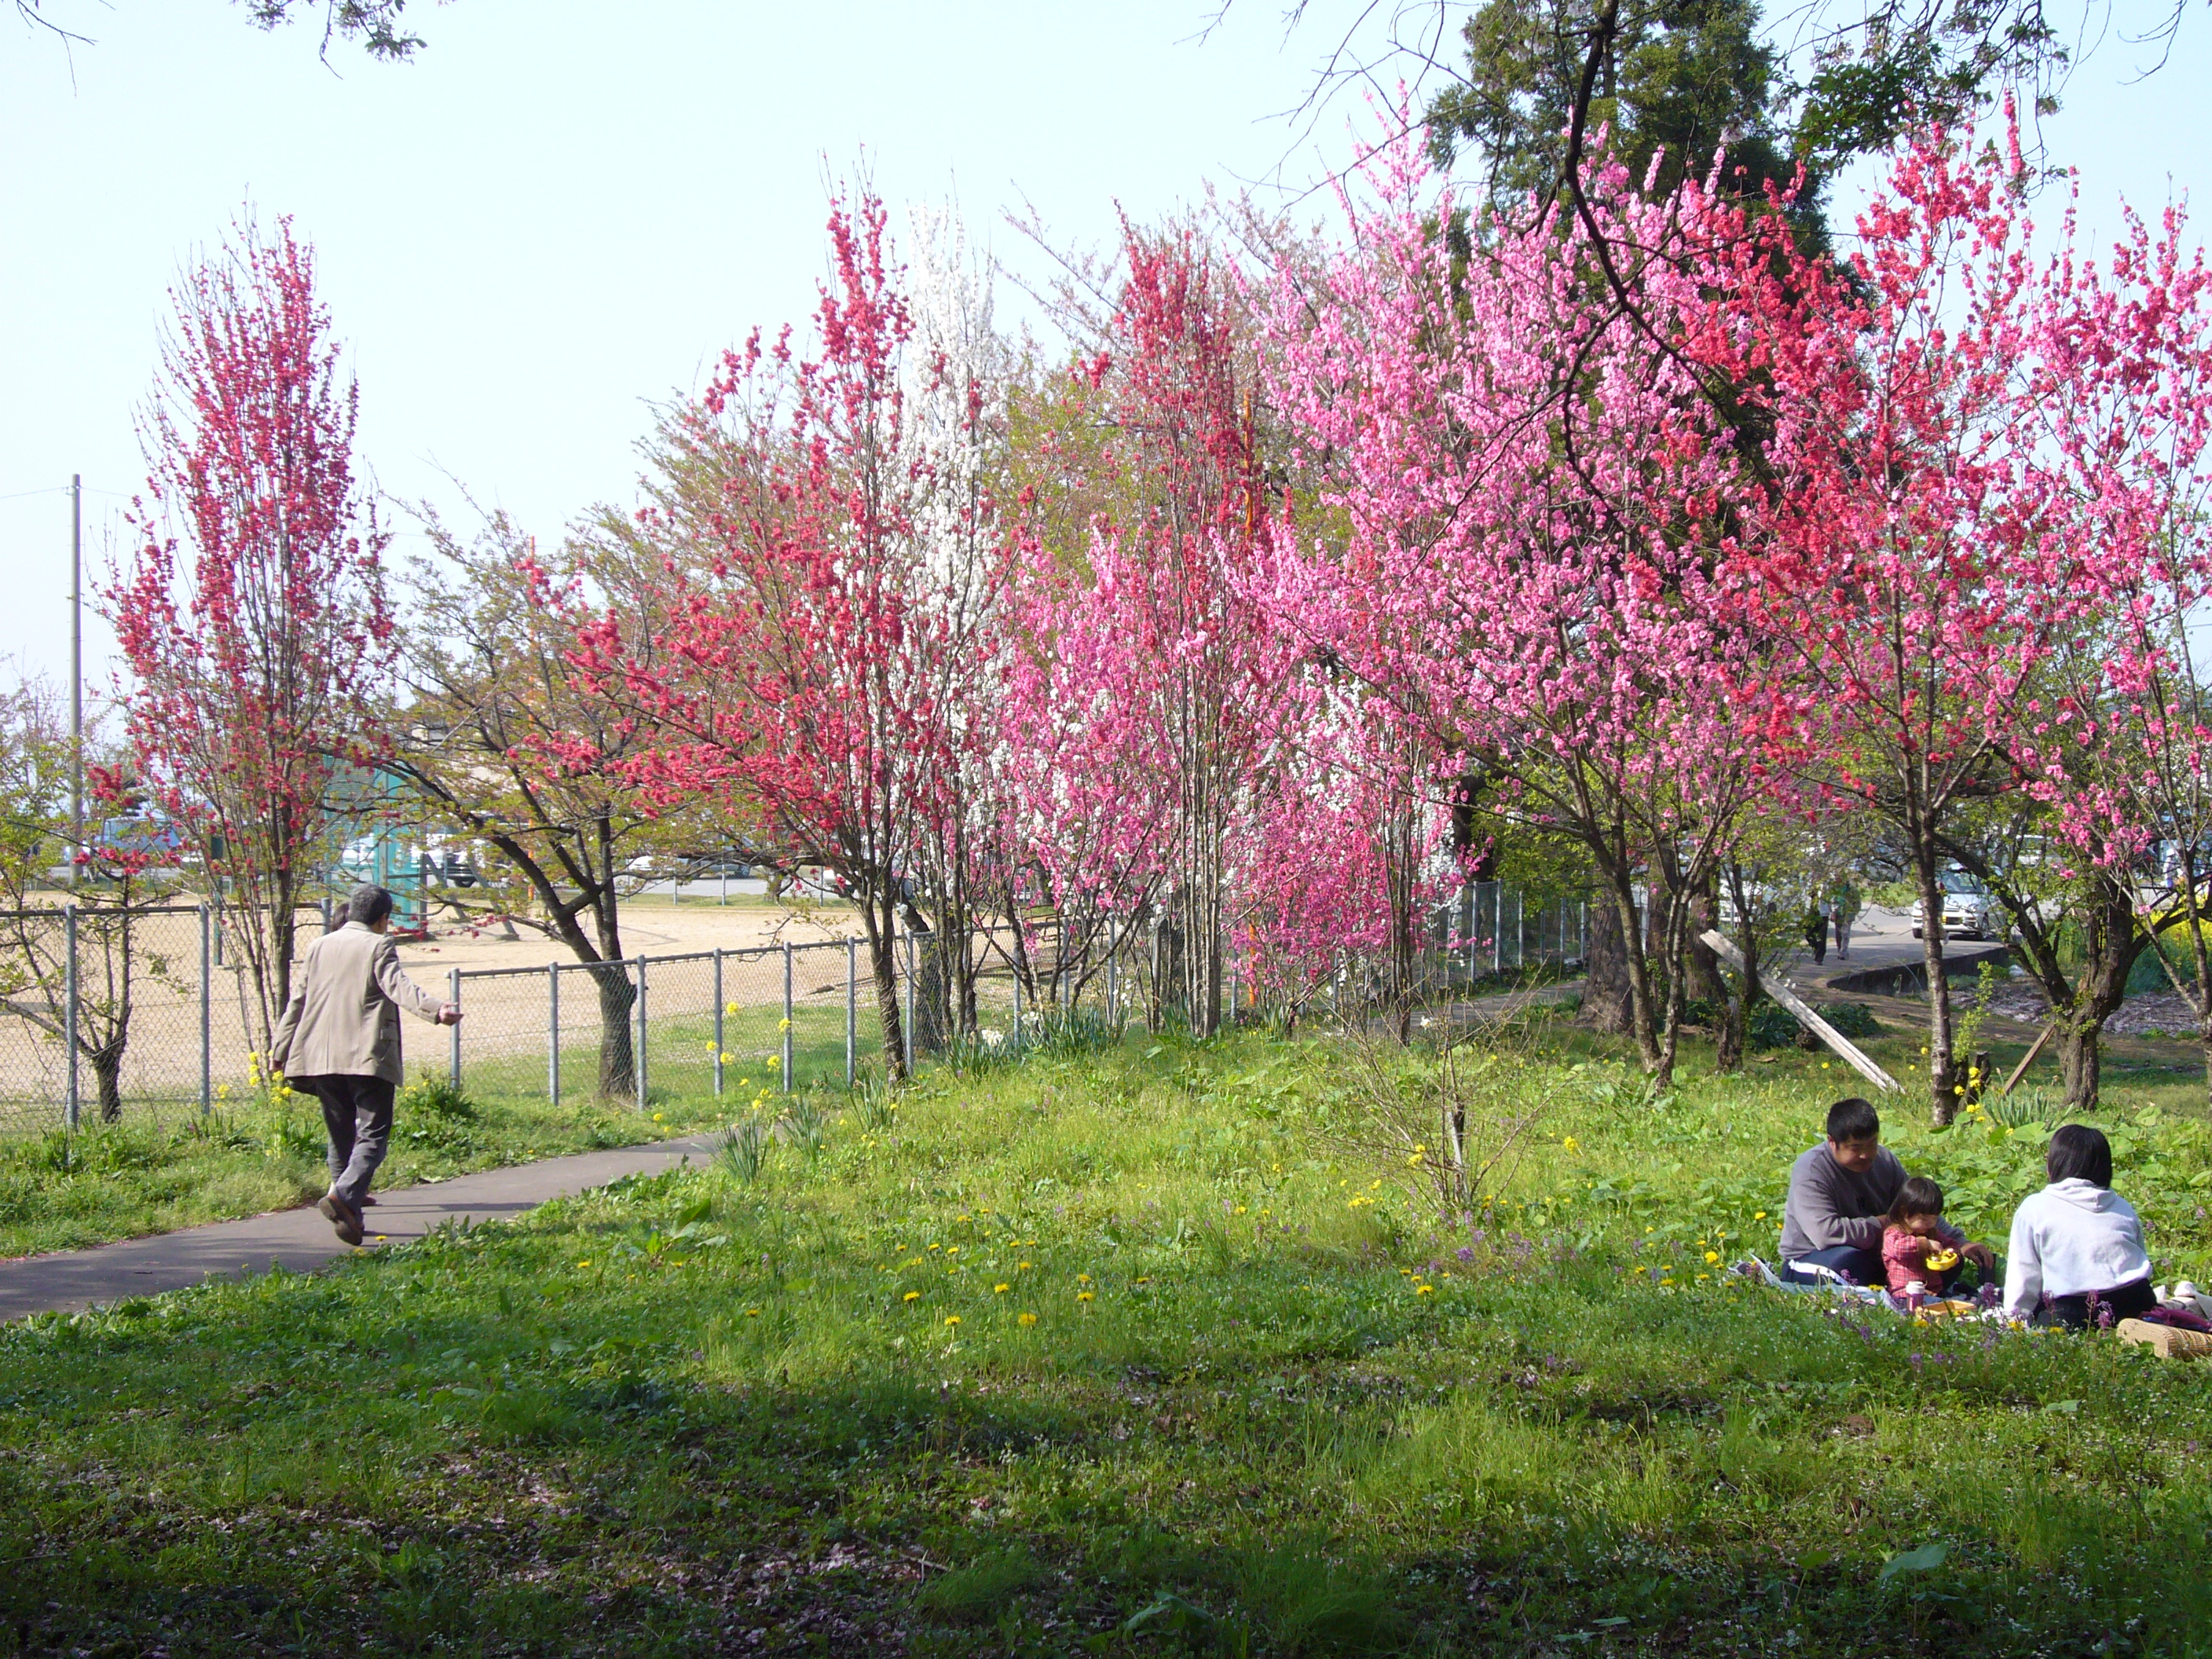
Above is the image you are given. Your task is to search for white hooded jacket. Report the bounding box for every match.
[2002,1178,2151,1320]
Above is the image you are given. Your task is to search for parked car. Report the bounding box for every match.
[1910,873,2003,940]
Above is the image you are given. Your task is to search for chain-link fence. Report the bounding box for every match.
[0,883,1588,1130]
[0,903,218,1132]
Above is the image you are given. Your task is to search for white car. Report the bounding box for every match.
[1910,879,2003,940]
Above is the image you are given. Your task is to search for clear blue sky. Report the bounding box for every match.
[3,0,2208,689]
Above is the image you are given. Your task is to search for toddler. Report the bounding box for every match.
[1881,1176,1963,1296]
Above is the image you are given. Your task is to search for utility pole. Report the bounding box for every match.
[69,474,82,884]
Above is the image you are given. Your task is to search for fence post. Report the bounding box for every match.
[548,961,561,1105]
[782,941,794,1095]
[844,937,856,1088]
[449,968,461,1090]
[634,956,649,1112]
[199,902,212,1116]
[64,904,79,1133]
[713,949,725,1097]
[1227,936,1238,1028]
[902,930,916,1077]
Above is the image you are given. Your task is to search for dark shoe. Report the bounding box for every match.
[359,1194,377,1207]
[319,1191,364,1247]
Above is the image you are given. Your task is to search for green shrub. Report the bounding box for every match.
[1817,1001,1882,1039]
[397,1074,480,1123]
[1746,1000,1800,1050]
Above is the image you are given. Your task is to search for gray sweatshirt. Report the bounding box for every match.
[1776,1142,1962,1262]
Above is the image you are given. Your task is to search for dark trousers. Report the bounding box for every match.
[295,1075,396,1210]
[2038,1277,2156,1330]
[1781,1243,1883,1288]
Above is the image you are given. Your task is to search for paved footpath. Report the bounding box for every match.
[0,1131,723,1323]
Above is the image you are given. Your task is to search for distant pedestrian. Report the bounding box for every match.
[269,884,460,1245]
[1830,884,1860,960]
[1803,902,1829,964]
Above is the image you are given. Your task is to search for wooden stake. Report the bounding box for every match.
[1997,1024,2054,1097]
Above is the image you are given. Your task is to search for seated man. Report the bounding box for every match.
[1776,1097,1995,1287]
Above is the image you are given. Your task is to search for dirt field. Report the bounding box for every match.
[387,896,862,977]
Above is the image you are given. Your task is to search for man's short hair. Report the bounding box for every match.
[2046,1123,2113,1188]
[347,884,395,927]
[1826,1097,1881,1144]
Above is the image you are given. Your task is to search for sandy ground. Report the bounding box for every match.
[389,896,862,976]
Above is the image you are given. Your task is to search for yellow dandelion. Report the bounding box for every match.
[577,1260,591,1269]
[1562,1135,1579,1152]
[1076,1273,1091,1283]
[994,1283,1010,1294]
[727,1002,741,1015]
[903,1291,921,1303]
[1076,1291,1095,1303]
[1704,1251,1719,1265]
[1753,1210,1767,1221]
[745,1308,760,1317]
[1017,1261,1032,1270]
[1018,1312,1038,1327]
[944,1315,960,1328]
[1415,1283,1434,1295]
[1233,1205,1247,1215]
[778,1017,793,1031]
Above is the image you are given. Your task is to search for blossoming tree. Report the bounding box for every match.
[108,213,394,1051]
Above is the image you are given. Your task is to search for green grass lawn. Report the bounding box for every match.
[6,1013,2212,1654]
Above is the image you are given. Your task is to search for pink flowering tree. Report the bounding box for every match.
[1014,225,1291,1038]
[108,212,395,1051]
[1714,115,2156,1122]
[1265,127,1770,1085]
[989,523,1178,1017]
[1996,196,2212,1104]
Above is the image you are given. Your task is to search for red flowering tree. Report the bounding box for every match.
[108,213,395,1052]
[1715,116,2150,1122]
[573,192,1005,1079]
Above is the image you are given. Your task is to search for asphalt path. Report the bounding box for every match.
[0,1130,721,1322]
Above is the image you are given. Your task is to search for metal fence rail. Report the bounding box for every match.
[446,939,873,1109]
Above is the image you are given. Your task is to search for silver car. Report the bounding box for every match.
[1910,877,2002,940]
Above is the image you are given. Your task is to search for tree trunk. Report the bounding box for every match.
[1913,849,1959,1126]
[1689,875,1727,1006]
[863,888,908,1082]
[2056,1021,2100,1111]
[1609,873,1663,1071]
[1580,894,1635,1036]
[93,1040,124,1123]
[589,962,635,1100]
[914,935,948,1057]
[1156,914,1187,1032]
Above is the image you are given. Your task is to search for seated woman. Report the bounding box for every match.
[2002,1125,2155,1328]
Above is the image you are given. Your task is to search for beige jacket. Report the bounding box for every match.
[269,920,445,1084]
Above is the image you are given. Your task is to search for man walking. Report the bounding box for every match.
[269,884,460,1245]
